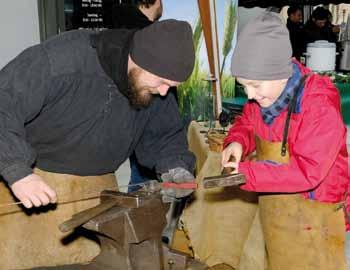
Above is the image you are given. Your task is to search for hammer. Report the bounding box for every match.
[203,157,246,189]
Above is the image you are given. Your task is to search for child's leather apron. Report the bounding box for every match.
[0,168,117,269]
[255,137,346,270]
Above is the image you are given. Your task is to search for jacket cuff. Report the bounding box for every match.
[155,154,195,175]
[238,161,255,191]
[1,163,33,185]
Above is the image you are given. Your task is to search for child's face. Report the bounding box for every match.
[237,78,288,108]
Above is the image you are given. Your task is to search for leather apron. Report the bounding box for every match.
[0,168,118,269]
[256,131,346,270]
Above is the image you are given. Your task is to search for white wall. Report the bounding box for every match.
[0,1,40,69]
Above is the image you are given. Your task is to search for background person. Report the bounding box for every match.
[303,6,338,44]
[286,5,304,60]
[107,0,162,29]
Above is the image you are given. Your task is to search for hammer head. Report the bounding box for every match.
[203,173,245,189]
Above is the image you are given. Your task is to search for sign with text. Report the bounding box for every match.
[66,0,115,30]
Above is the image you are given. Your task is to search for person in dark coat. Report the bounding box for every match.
[114,0,162,28]
[303,7,338,45]
[106,0,164,192]
[106,0,184,245]
[104,0,162,29]
[0,20,196,268]
[286,5,304,60]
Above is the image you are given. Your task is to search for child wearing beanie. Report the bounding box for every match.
[222,11,349,269]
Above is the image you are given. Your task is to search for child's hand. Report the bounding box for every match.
[221,142,243,173]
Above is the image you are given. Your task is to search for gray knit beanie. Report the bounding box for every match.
[130,19,195,82]
[231,11,293,80]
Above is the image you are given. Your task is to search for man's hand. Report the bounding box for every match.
[221,142,243,173]
[11,174,57,208]
[161,167,195,199]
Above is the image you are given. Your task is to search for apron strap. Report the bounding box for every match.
[281,74,309,156]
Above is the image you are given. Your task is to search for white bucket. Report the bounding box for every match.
[304,40,337,72]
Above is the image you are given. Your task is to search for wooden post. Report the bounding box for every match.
[197,0,222,118]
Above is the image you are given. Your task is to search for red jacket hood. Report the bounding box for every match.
[293,59,342,111]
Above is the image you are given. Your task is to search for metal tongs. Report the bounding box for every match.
[139,180,197,193]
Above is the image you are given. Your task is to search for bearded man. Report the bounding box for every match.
[0,20,195,269]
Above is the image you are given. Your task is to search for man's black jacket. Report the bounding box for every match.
[286,19,305,60]
[0,29,195,185]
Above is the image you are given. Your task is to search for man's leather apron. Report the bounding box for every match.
[0,168,118,269]
[255,136,346,270]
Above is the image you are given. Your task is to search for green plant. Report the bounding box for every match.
[220,0,236,79]
[221,74,235,98]
[178,3,238,120]
[178,17,208,120]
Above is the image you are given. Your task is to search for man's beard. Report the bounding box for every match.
[153,6,163,21]
[127,68,154,109]
[153,1,163,21]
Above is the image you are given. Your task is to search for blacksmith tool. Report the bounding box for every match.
[203,153,246,189]
[31,182,206,270]
[203,173,245,189]
[140,180,197,193]
[203,160,246,189]
[139,180,197,248]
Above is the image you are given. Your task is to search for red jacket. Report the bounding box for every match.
[224,61,350,229]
